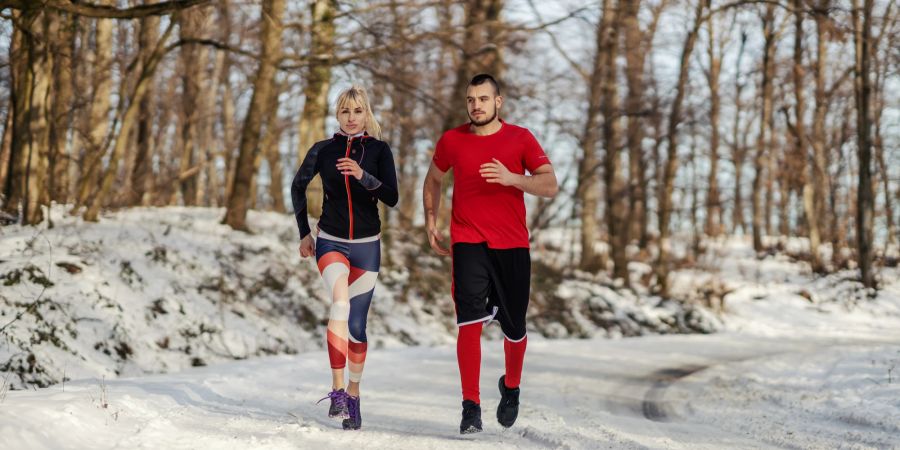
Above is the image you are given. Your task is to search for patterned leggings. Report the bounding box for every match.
[315,232,380,383]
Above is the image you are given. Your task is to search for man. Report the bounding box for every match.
[422,73,558,434]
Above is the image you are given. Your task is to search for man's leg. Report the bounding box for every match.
[457,322,483,403]
[489,247,531,427]
[451,243,493,433]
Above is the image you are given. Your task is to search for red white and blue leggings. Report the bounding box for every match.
[315,230,380,383]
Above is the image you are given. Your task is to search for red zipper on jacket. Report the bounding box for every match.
[344,137,354,239]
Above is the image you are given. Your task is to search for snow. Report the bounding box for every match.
[3,206,900,448]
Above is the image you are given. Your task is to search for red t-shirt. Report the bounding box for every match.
[432,120,551,249]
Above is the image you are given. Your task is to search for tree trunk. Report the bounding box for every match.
[128,15,160,207]
[704,14,722,238]
[390,0,419,230]
[655,0,708,296]
[0,101,12,199]
[75,0,114,209]
[199,20,226,208]
[4,19,29,218]
[811,1,832,245]
[223,0,285,231]
[262,82,285,213]
[177,6,211,206]
[792,0,823,271]
[852,0,876,289]
[28,12,54,225]
[48,11,74,205]
[5,10,53,225]
[731,29,748,234]
[871,1,896,246]
[621,0,647,251]
[751,3,776,252]
[220,70,237,206]
[600,0,628,282]
[576,0,611,273]
[297,0,336,218]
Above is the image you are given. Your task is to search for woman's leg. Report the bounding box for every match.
[344,239,381,397]
[317,241,352,390]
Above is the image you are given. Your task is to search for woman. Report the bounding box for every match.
[290,85,398,430]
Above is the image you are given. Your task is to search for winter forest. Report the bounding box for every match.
[1,0,900,448]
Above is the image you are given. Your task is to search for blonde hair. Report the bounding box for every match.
[335,85,382,139]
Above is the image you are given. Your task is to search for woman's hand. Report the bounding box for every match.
[337,158,363,180]
[299,234,314,258]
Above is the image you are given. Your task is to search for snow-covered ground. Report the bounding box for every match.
[2,334,898,449]
[3,206,900,449]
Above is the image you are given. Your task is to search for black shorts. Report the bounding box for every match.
[451,242,531,341]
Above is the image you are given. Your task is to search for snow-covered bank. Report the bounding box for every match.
[0,207,449,388]
[1,206,718,389]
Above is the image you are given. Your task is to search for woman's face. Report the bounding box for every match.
[338,100,367,135]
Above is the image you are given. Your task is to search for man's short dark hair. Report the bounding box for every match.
[469,73,501,96]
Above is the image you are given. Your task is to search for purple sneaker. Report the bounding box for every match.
[342,395,361,430]
[317,388,349,419]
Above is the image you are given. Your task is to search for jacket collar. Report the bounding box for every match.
[334,130,370,140]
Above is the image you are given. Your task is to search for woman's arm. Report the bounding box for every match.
[290,143,323,239]
[357,143,399,207]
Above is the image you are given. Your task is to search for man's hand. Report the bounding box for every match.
[427,221,450,256]
[479,158,519,186]
[299,234,314,258]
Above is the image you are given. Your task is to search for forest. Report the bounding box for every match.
[1,0,898,293]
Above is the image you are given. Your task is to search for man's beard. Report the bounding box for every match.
[468,108,497,127]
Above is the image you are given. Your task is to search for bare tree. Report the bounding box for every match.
[296,0,336,218]
[576,0,609,272]
[751,3,776,252]
[4,9,53,225]
[703,9,724,238]
[600,0,628,281]
[655,0,709,296]
[223,0,285,231]
[810,0,833,246]
[128,15,161,207]
[791,0,824,271]
[730,28,749,234]
[47,11,75,204]
[852,0,876,288]
[177,6,212,206]
[74,0,115,210]
[622,0,663,249]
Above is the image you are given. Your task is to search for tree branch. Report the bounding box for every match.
[3,0,210,18]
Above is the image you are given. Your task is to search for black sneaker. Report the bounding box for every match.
[342,395,361,430]
[459,399,483,434]
[497,375,520,428]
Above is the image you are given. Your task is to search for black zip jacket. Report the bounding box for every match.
[291,133,398,240]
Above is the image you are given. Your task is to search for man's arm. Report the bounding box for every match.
[479,160,558,198]
[422,162,450,256]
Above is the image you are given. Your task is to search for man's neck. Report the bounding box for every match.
[470,119,502,136]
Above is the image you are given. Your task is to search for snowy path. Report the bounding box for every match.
[4,333,898,449]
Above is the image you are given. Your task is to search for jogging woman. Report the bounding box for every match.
[290,85,398,430]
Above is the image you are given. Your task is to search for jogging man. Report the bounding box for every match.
[422,74,558,434]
